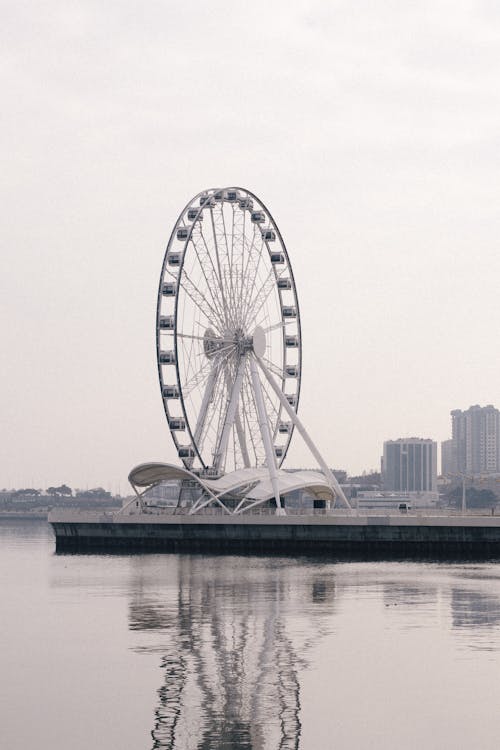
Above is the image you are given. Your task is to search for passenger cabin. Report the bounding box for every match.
[274,446,284,458]
[282,306,297,318]
[167,252,182,266]
[286,394,297,407]
[278,421,291,434]
[162,282,177,297]
[239,197,253,210]
[285,365,299,378]
[159,350,176,365]
[270,253,285,264]
[285,335,299,348]
[226,189,240,201]
[169,418,186,431]
[178,446,195,459]
[251,211,265,223]
[214,190,224,201]
[278,278,292,290]
[162,384,180,399]
[187,208,202,221]
[262,229,276,242]
[199,194,215,207]
[176,227,190,241]
[159,316,175,330]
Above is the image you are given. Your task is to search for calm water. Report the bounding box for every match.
[1,520,500,749]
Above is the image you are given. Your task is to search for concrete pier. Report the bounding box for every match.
[49,510,500,558]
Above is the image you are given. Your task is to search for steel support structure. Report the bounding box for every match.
[256,355,351,510]
[249,356,285,515]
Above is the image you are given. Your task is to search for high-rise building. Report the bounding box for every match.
[448,405,500,475]
[382,438,437,493]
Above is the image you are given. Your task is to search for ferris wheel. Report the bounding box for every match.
[156,187,302,477]
[124,186,351,513]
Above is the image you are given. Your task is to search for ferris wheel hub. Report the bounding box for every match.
[252,326,266,358]
[203,327,225,359]
[203,326,256,359]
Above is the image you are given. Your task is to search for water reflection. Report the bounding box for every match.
[451,588,500,629]
[128,558,337,750]
[2,521,500,750]
[124,558,500,749]
[0,517,51,544]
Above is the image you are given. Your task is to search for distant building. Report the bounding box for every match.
[448,405,500,475]
[441,438,454,476]
[382,438,437,493]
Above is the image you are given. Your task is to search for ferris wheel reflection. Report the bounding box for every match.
[128,556,336,750]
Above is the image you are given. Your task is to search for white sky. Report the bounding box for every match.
[1,0,499,491]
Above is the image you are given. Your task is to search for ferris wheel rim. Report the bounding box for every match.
[156,187,302,474]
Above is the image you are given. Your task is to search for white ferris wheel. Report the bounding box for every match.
[129,187,350,514]
[157,187,301,474]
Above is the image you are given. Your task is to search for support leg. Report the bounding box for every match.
[256,357,352,510]
[249,355,285,515]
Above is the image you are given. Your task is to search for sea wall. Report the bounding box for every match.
[50,514,500,558]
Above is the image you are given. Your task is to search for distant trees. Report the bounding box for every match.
[445,486,498,508]
[347,471,381,487]
[332,470,347,484]
[46,485,73,497]
[74,487,112,500]
[2,488,45,508]
[1,485,120,510]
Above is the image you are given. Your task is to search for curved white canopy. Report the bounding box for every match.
[128,462,197,488]
[128,462,334,506]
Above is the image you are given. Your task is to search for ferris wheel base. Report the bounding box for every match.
[126,461,348,515]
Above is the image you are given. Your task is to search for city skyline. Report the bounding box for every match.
[4,402,499,492]
[2,2,499,489]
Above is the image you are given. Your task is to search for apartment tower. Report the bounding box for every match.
[382,438,437,493]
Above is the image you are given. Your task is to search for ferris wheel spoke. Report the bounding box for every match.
[178,275,224,333]
[235,207,247,326]
[238,226,261,324]
[226,205,243,333]
[209,206,231,328]
[177,332,224,344]
[228,206,236,315]
[180,358,213,398]
[242,234,268,317]
[180,344,236,400]
[238,241,262,320]
[226,205,240,330]
[180,343,237,394]
[260,355,284,381]
[242,266,278,330]
[260,375,281,429]
[180,264,223,322]
[263,321,285,334]
[190,226,227,319]
[180,327,199,394]
[229,214,245,327]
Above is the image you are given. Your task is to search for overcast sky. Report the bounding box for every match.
[1,0,499,491]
